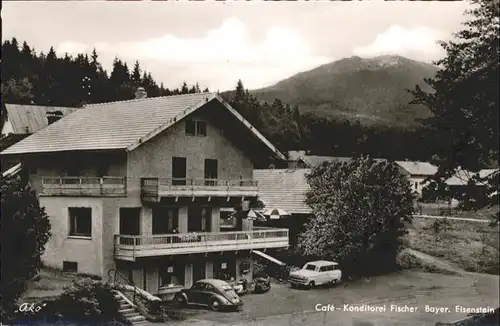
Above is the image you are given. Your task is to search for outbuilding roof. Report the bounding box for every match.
[395,161,438,176]
[254,169,312,214]
[3,104,77,135]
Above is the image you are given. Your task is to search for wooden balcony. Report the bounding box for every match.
[41,176,127,197]
[114,228,289,261]
[141,178,259,202]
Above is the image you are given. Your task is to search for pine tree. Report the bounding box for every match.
[131,61,142,87]
[409,0,499,224]
[181,81,189,94]
[234,79,246,104]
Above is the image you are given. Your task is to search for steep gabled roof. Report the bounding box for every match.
[1,93,285,160]
[254,169,312,214]
[3,104,77,135]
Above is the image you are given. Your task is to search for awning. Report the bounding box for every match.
[2,163,22,177]
[252,250,286,266]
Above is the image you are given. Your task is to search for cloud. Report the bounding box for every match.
[57,41,88,55]
[353,25,445,62]
[56,18,329,90]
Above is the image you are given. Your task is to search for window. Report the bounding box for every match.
[185,119,207,137]
[305,264,317,271]
[172,157,187,185]
[119,208,141,236]
[414,182,418,190]
[326,265,334,271]
[196,121,207,136]
[68,207,92,237]
[191,282,206,290]
[319,266,328,272]
[204,284,216,292]
[239,261,251,274]
[152,207,178,234]
[159,265,185,287]
[220,209,236,228]
[63,261,78,273]
[185,119,196,135]
[204,159,218,185]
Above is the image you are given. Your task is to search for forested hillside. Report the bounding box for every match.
[250,55,437,128]
[1,38,207,107]
[1,38,432,161]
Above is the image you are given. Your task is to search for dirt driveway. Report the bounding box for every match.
[170,271,499,326]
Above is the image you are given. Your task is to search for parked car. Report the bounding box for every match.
[253,272,271,293]
[289,260,342,289]
[173,279,243,311]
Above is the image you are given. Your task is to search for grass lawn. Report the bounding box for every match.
[21,269,75,300]
[407,216,500,274]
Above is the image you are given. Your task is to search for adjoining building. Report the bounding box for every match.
[1,92,289,297]
[1,103,78,171]
[253,169,313,248]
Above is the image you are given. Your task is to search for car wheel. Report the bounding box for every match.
[307,281,315,289]
[290,283,296,289]
[210,299,221,311]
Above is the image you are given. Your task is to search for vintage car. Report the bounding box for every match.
[173,279,243,311]
[288,260,342,289]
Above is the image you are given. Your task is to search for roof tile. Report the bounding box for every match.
[254,169,312,214]
[2,93,214,154]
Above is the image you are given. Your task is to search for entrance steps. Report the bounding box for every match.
[114,292,148,325]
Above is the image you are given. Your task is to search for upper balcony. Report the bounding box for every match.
[114,227,289,261]
[41,176,127,197]
[141,178,259,202]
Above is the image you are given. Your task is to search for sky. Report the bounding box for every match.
[3,1,472,92]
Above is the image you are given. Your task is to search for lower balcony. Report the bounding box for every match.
[141,178,259,202]
[114,228,289,261]
[41,176,127,197]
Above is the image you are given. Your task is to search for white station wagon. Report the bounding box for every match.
[289,260,342,289]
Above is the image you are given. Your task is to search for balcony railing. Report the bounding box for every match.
[41,176,127,196]
[114,228,289,261]
[141,178,259,201]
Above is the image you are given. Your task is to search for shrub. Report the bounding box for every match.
[1,175,51,320]
[6,279,128,325]
[299,157,413,278]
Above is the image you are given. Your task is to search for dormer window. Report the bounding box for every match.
[185,119,196,135]
[196,121,207,136]
[185,119,207,137]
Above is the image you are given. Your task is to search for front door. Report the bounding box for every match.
[188,206,212,232]
[119,208,141,235]
[188,206,202,232]
[193,261,206,282]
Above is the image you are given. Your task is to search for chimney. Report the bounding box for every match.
[135,87,148,99]
[47,111,63,125]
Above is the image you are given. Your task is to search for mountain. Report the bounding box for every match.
[250,55,438,128]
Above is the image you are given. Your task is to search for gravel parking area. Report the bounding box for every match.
[168,271,499,326]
